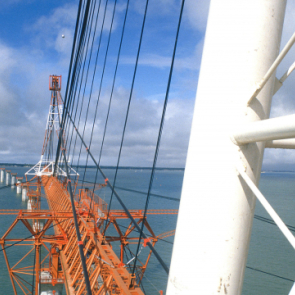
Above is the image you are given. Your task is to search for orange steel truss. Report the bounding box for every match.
[0,209,70,295]
[0,175,177,294]
[1,74,177,294]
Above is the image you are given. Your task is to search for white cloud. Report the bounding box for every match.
[120,35,204,72]
[132,0,178,16]
[184,0,210,32]
[0,44,16,73]
[4,0,295,172]
[120,53,199,70]
[26,3,77,64]
[0,0,200,167]
[0,0,25,10]
[66,85,194,168]
[0,42,47,163]
[0,3,78,163]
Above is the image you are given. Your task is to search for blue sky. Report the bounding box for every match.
[0,0,295,170]
[0,0,207,168]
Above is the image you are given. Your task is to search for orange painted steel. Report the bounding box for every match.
[108,209,178,218]
[42,175,147,295]
[49,75,62,91]
[157,230,176,240]
[1,175,177,295]
[1,74,177,294]
[0,210,68,295]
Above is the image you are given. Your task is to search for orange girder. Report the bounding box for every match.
[42,175,145,295]
[1,175,177,295]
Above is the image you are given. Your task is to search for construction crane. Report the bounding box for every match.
[0,76,177,295]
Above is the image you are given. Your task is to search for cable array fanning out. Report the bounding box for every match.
[0,0,187,294]
[51,0,187,291]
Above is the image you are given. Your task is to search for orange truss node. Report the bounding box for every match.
[49,75,62,91]
[0,210,68,295]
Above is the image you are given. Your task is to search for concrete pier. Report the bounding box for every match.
[27,198,36,211]
[6,170,11,185]
[16,177,23,194]
[27,199,32,210]
[33,221,44,233]
[0,168,5,182]
[11,173,17,188]
[22,185,28,201]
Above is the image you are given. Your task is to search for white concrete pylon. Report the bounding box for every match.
[22,186,28,201]
[0,168,5,182]
[27,199,33,211]
[6,170,11,185]
[166,1,287,294]
[16,178,22,194]
[11,173,17,188]
[33,221,44,233]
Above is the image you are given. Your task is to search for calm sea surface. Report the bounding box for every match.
[0,166,294,294]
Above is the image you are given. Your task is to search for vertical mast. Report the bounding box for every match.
[167,1,286,294]
[41,75,63,162]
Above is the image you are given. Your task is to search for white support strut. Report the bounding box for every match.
[265,139,295,149]
[247,32,295,105]
[273,61,295,94]
[236,164,295,250]
[231,114,295,145]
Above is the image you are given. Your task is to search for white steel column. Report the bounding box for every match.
[265,139,295,149]
[167,1,286,295]
[231,114,295,145]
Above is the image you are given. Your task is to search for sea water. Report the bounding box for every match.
[243,172,295,295]
[0,166,295,294]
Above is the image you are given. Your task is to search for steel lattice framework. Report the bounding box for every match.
[0,175,176,295]
[0,75,177,295]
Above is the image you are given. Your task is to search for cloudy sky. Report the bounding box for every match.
[0,0,294,170]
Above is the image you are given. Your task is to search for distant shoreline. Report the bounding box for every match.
[2,163,295,173]
[0,163,185,171]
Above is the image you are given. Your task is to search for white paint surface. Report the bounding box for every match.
[167,1,287,294]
